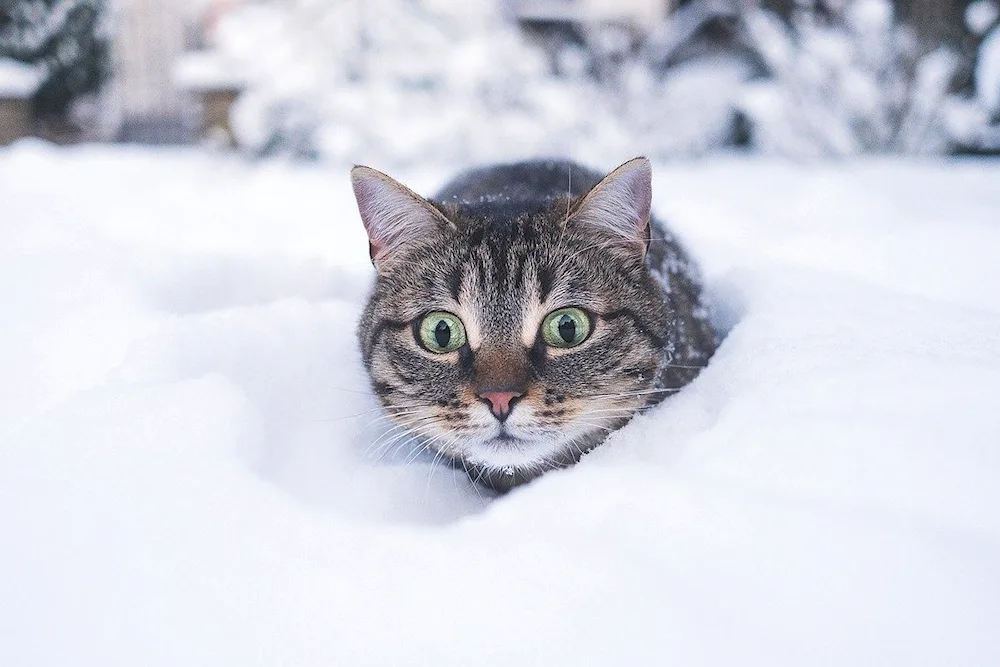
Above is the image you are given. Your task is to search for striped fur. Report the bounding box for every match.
[354,158,718,491]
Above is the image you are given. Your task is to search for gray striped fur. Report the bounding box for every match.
[353,158,718,491]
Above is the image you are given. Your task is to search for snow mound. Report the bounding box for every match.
[1,144,999,665]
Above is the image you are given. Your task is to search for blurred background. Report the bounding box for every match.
[1,0,998,167]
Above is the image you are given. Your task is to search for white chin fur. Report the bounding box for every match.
[457,423,596,471]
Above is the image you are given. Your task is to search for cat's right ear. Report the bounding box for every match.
[351,166,454,269]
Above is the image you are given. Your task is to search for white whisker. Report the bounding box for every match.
[579,387,684,400]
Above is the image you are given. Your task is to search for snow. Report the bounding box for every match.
[739,3,964,156]
[2,141,1000,665]
[966,1,1000,36]
[0,57,43,97]
[212,1,754,162]
[212,0,987,160]
[846,0,895,34]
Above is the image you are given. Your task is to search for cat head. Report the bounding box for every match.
[352,158,670,490]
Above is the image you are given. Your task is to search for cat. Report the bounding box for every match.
[352,157,718,491]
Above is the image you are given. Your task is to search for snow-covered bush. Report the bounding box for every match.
[209,0,990,163]
[213,0,632,167]
[737,0,962,156]
[0,0,111,118]
[634,0,765,157]
[623,54,755,157]
[209,0,764,166]
[943,0,1000,152]
[974,10,1000,120]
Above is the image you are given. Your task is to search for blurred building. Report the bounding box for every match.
[103,0,213,143]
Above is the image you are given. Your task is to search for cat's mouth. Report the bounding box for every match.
[494,430,520,443]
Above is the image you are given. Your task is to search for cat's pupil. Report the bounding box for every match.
[434,320,451,348]
[557,314,576,343]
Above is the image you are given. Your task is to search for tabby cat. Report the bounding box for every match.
[352,158,718,491]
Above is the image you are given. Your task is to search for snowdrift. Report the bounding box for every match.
[2,143,999,665]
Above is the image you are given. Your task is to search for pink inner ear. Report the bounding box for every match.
[352,176,387,238]
[617,162,652,233]
[351,166,445,266]
[352,176,391,260]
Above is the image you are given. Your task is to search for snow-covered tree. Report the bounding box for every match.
[940,0,1000,152]
[737,0,962,156]
[0,0,111,118]
[637,0,764,156]
[211,0,630,167]
[207,0,987,162]
[973,3,1000,121]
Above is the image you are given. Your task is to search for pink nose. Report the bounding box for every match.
[477,390,524,421]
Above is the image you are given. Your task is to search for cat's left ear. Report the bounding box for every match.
[351,165,455,269]
[568,157,652,253]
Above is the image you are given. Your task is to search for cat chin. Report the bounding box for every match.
[460,438,564,470]
[455,424,599,472]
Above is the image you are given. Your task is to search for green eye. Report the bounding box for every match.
[541,308,591,348]
[418,311,467,353]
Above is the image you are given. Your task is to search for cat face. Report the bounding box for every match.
[354,159,670,490]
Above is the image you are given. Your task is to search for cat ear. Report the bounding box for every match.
[568,157,652,252]
[351,166,454,268]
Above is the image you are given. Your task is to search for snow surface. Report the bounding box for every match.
[1,142,999,665]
